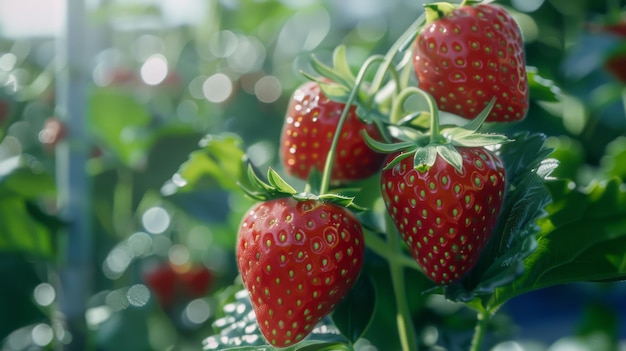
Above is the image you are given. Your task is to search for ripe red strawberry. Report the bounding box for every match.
[281,81,386,184]
[144,263,213,309]
[413,3,529,122]
[381,146,505,285]
[236,196,364,347]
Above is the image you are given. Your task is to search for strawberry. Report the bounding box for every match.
[236,168,364,347]
[365,87,508,285]
[381,147,505,285]
[413,3,529,122]
[144,262,213,309]
[281,81,386,185]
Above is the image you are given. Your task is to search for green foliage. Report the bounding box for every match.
[490,177,626,308]
[331,274,376,344]
[166,133,248,194]
[89,87,153,167]
[444,133,557,303]
[0,154,56,257]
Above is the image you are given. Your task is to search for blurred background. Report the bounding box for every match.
[0,0,625,350]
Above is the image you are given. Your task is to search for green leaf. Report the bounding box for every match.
[0,197,54,258]
[89,86,153,167]
[332,274,376,343]
[444,133,556,303]
[527,66,561,102]
[0,151,57,258]
[489,177,626,308]
[203,289,350,351]
[0,161,55,199]
[163,133,247,195]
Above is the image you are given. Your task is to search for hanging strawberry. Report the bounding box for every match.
[413,2,529,122]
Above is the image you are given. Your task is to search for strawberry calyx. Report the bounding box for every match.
[423,2,458,24]
[302,46,393,127]
[239,164,364,211]
[365,88,510,172]
[302,46,360,105]
[423,0,494,24]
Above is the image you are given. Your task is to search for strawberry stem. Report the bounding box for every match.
[319,55,384,195]
[469,309,491,351]
[363,230,421,270]
[367,13,426,107]
[385,215,418,351]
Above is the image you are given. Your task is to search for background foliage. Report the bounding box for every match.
[0,0,626,350]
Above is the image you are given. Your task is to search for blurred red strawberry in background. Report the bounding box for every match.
[143,262,213,310]
[589,20,626,83]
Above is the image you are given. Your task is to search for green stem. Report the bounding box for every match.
[319,55,384,195]
[368,13,425,104]
[363,230,421,271]
[423,91,442,144]
[469,309,491,351]
[385,215,417,351]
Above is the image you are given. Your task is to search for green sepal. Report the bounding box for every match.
[436,144,463,171]
[423,2,458,24]
[449,132,511,147]
[461,97,496,133]
[267,167,297,194]
[362,131,415,154]
[305,45,358,102]
[332,45,356,83]
[414,145,438,171]
[301,71,351,102]
[440,98,511,148]
[238,165,297,201]
[318,193,367,212]
[383,152,413,171]
[240,165,365,211]
[308,46,356,88]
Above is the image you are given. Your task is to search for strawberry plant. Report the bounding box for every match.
[163,1,626,350]
[3,0,626,350]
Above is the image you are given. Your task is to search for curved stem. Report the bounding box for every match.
[469,309,491,351]
[385,215,417,351]
[422,91,442,144]
[368,13,426,105]
[319,55,384,195]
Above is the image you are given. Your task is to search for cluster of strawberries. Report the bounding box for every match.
[235,2,529,347]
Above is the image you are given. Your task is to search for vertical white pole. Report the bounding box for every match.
[55,0,92,349]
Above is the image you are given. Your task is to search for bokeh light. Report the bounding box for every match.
[254,75,282,103]
[184,299,212,325]
[31,324,54,347]
[168,244,190,266]
[202,73,233,103]
[126,284,150,307]
[142,206,171,235]
[33,283,56,307]
[140,54,168,86]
